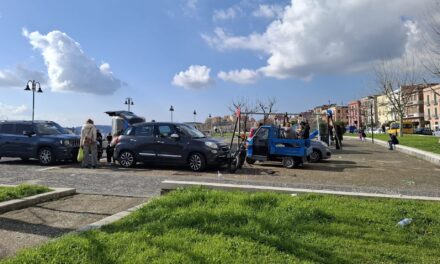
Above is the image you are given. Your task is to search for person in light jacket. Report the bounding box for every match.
[80,119,98,168]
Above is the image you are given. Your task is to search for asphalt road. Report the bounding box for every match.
[1,140,440,197]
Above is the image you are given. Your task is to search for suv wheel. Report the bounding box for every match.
[38,148,55,165]
[309,149,322,163]
[188,153,206,172]
[119,151,136,168]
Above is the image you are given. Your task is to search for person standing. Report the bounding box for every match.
[388,133,399,150]
[80,119,98,168]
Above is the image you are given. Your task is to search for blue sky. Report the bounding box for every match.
[0,0,434,126]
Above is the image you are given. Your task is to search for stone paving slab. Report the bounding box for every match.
[0,194,148,259]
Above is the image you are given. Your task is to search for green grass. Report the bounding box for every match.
[347,133,440,155]
[4,188,440,264]
[0,184,52,203]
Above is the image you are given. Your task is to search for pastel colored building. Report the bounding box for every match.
[423,84,440,130]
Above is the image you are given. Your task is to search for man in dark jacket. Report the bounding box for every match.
[388,133,399,150]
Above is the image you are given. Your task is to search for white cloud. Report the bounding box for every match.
[172,65,214,89]
[203,0,432,80]
[23,29,123,95]
[218,69,259,84]
[0,103,28,120]
[252,4,283,18]
[0,65,46,88]
[213,7,240,21]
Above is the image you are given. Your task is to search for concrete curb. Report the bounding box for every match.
[160,180,440,201]
[77,201,150,232]
[0,185,76,214]
[345,136,440,166]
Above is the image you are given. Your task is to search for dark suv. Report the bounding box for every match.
[0,120,80,165]
[114,122,230,171]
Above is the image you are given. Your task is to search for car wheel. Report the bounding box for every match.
[38,148,55,166]
[119,151,136,168]
[309,149,322,163]
[188,153,206,172]
[246,157,256,165]
[282,157,295,169]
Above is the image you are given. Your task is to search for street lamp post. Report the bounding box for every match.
[193,110,197,123]
[169,105,174,122]
[368,96,375,144]
[209,113,212,134]
[124,97,134,111]
[24,80,43,122]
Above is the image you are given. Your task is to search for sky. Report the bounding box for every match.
[0,0,437,126]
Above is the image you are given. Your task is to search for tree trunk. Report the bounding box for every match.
[399,118,404,137]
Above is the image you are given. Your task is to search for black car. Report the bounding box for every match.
[0,120,80,165]
[113,122,230,171]
[414,127,433,135]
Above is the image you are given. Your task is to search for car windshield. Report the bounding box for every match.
[177,124,206,138]
[35,122,68,135]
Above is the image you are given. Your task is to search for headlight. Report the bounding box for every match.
[205,141,218,149]
[60,140,70,146]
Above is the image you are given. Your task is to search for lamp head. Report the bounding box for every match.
[37,87,43,93]
[24,84,31,91]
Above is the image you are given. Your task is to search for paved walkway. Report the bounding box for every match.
[0,140,439,197]
[0,194,147,259]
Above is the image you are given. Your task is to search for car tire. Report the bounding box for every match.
[309,149,322,163]
[118,150,136,168]
[282,157,295,169]
[38,147,55,166]
[246,157,256,165]
[188,152,206,172]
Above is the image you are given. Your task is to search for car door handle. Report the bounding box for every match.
[130,139,137,142]
[156,141,165,144]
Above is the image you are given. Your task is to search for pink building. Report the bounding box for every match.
[348,100,362,128]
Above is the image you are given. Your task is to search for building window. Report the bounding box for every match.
[428,108,431,118]
[435,108,438,117]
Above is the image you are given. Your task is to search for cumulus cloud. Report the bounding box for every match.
[23,29,123,95]
[172,65,214,89]
[203,0,432,80]
[213,7,240,21]
[0,103,28,120]
[0,65,46,88]
[218,69,259,84]
[252,4,283,18]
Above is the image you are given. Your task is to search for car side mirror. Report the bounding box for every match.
[23,131,35,137]
[170,133,180,140]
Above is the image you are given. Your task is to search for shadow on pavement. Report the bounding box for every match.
[0,217,73,238]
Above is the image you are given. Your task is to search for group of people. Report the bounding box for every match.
[284,121,310,139]
[80,119,117,168]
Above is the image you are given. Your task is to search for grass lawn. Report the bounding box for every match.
[0,184,52,203]
[3,188,440,264]
[347,133,440,155]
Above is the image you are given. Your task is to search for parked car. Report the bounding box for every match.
[113,122,230,171]
[365,127,383,134]
[309,140,332,163]
[414,127,433,135]
[0,120,80,165]
[433,130,440,137]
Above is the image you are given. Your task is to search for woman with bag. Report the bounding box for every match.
[80,119,98,168]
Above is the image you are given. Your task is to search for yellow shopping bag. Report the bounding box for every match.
[77,147,84,162]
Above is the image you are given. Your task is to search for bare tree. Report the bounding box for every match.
[257,97,277,124]
[227,97,257,131]
[373,56,421,136]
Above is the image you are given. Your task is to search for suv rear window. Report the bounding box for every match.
[0,124,14,134]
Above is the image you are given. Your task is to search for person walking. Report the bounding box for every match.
[80,119,98,168]
[388,133,399,150]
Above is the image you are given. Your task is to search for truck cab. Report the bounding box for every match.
[246,125,313,168]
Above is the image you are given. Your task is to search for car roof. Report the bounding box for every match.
[131,122,189,127]
[0,120,56,124]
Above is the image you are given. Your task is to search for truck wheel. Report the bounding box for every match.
[309,149,321,163]
[38,147,55,166]
[119,151,136,168]
[246,157,256,165]
[188,153,206,172]
[282,157,295,169]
